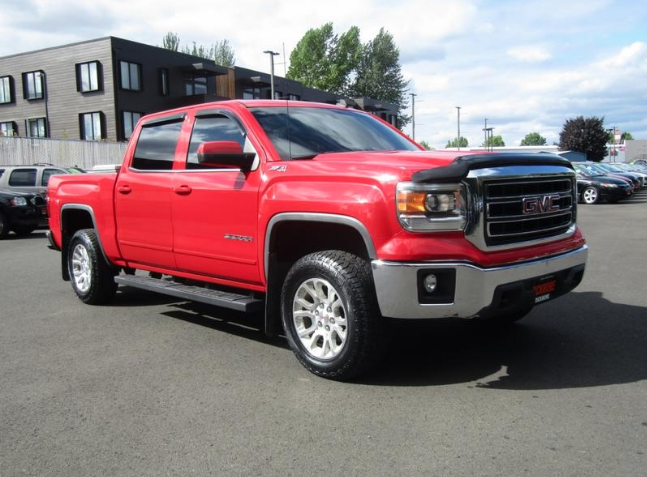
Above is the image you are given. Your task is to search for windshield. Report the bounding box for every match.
[576,165,603,177]
[250,107,419,160]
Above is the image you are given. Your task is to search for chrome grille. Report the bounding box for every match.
[483,177,575,246]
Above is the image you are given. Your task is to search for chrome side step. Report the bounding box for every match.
[114,275,263,313]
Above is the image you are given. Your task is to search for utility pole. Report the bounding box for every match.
[483,118,488,150]
[410,93,417,141]
[263,50,280,99]
[456,106,461,151]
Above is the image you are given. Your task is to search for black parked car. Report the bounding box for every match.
[0,189,48,239]
[575,170,633,204]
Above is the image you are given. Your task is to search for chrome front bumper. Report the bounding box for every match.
[371,245,588,319]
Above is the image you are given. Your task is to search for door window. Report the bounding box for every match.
[9,168,37,186]
[132,120,183,171]
[187,115,246,169]
[42,168,66,186]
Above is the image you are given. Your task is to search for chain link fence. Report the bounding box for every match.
[0,137,127,170]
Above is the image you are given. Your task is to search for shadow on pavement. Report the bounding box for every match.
[359,291,647,389]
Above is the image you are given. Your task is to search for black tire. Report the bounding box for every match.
[581,186,599,204]
[0,211,9,239]
[67,229,117,305]
[281,251,385,381]
[12,225,36,236]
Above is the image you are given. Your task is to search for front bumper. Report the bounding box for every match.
[371,245,588,319]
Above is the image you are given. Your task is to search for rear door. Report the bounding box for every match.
[170,109,262,284]
[115,114,185,270]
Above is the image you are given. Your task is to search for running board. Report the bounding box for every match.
[114,275,263,313]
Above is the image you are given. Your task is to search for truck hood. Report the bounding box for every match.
[302,150,469,182]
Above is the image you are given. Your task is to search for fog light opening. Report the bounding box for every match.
[424,274,438,294]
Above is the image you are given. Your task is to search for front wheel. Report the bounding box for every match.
[281,251,385,381]
[67,229,117,305]
[582,186,599,204]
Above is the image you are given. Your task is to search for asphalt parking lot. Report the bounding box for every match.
[1,191,646,477]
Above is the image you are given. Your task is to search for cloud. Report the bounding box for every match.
[507,46,552,63]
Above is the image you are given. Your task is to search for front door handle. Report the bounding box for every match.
[117,185,132,194]
[173,185,192,195]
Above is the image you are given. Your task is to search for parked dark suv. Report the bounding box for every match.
[0,189,47,238]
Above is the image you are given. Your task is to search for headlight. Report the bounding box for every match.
[10,196,28,206]
[396,182,466,232]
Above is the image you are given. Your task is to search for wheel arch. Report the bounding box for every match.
[262,213,377,337]
[60,204,109,280]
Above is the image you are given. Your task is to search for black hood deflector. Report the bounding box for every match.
[411,153,574,183]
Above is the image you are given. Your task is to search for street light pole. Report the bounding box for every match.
[410,93,417,141]
[456,106,461,151]
[263,50,280,99]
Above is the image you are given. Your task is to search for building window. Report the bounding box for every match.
[288,94,300,101]
[0,121,17,136]
[79,112,104,141]
[76,61,102,92]
[119,61,142,91]
[23,71,44,100]
[123,111,143,140]
[243,87,262,99]
[27,118,46,137]
[132,120,183,170]
[160,68,169,96]
[184,74,207,96]
[0,76,14,104]
[274,91,282,99]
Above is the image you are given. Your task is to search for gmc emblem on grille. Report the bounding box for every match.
[522,195,561,214]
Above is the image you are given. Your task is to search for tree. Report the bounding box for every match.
[559,116,608,162]
[419,140,432,150]
[213,39,235,67]
[288,24,410,128]
[609,131,634,143]
[520,132,547,146]
[161,32,236,67]
[349,28,410,128]
[482,135,505,147]
[162,32,180,51]
[287,23,361,94]
[446,137,468,148]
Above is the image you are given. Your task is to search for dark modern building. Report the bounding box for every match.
[0,37,399,142]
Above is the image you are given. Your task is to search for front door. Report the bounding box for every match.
[170,112,261,284]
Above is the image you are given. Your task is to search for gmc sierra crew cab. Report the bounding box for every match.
[47,100,588,380]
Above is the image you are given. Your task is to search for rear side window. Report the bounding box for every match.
[187,116,246,168]
[42,168,66,186]
[0,169,4,179]
[9,168,37,186]
[132,120,183,171]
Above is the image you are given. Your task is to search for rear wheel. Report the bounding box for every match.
[582,187,599,204]
[281,251,385,381]
[67,229,117,304]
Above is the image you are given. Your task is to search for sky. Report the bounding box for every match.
[1,0,646,148]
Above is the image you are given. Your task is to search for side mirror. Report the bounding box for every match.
[197,141,256,171]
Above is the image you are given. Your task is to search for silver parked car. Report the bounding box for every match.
[0,164,70,194]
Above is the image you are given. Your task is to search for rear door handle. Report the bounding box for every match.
[117,185,132,194]
[173,185,192,195]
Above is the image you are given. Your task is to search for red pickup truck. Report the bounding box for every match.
[47,100,588,380]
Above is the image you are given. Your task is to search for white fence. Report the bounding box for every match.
[0,137,127,169]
